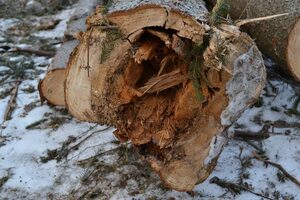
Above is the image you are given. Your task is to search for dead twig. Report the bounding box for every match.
[210,176,273,200]
[81,27,94,77]
[64,141,115,163]
[233,130,270,141]
[3,82,20,122]
[76,125,98,140]
[96,25,118,30]
[40,125,107,163]
[69,127,111,153]
[239,139,265,154]
[53,127,111,162]
[238,0,253,19]
[13,47,55,57]
[232,124,271,141]
[25,119,48,129]
[236,13,289,27]
[0,80,22,87]
[237,146,244,184]
[0,75,10,84]
[253,151,300,188]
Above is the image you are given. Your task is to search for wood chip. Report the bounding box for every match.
[3,82,20,122]
[139,69,187,94]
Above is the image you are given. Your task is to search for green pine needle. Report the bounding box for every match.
[210,0,230,26]
[100,29,123,64]
[102,0,113,14]
[187,44,205,102]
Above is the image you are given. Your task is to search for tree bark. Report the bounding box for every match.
[208,0,300,80]
[62,0,266,191]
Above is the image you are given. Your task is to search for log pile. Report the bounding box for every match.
[39,0,269,191]
[207,0,300,80]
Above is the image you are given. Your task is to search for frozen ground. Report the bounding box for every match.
[0,2,300,200]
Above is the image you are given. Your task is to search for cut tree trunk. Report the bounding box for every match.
[38,0,103,106]
[62,0,266,191]
[208,0,300,81]
[65,26,107,122]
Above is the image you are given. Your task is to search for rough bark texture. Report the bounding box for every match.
[64,0,103,38]
[106,0,208,43]
[209,0,300,80]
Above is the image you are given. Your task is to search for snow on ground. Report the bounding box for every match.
[0,3,300,200]
[33,8,75,39]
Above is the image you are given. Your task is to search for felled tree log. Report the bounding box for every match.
[38,0,102,106]
[208,0,300,81]
[64,0,266,191]
[65,27,106,122]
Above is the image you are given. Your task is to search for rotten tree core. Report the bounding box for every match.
[111,27,231,184]
[38,0,267,192]
[52,1,266,191]
[115,30,192,147]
